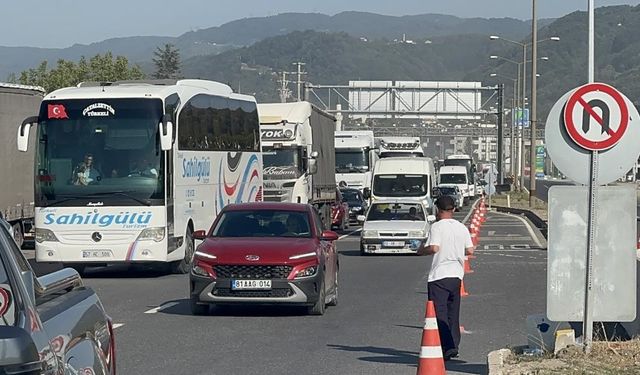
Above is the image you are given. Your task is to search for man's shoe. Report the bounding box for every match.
[443,348,459,361]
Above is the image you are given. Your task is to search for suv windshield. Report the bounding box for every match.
[373,174,428,197]
[366,203,425,221]
[438,187,457,195]
[340,189,362,204]
[213,210,312,238]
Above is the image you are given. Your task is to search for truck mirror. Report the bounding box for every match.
[362,187,371,199]
[310,151,319,158]
[17,116,37,152]
[159,115,174,151]
[308,159,318,175]
[431,187,440,197]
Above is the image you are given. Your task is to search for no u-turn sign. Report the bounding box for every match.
[563,83,629,151]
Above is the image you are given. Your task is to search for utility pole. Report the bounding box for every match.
[529,0,538,206]
[497,84,504,184]
[277,71,293,103]
[292,62,307,101]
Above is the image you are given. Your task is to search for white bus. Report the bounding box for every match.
[17,79,263,273]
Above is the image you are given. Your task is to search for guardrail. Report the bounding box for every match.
[493,205,548,239]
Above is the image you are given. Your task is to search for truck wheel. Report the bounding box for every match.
[171,228,194,274]
[12,223,24,248]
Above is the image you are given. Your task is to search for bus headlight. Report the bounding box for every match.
[137,227,165,242]
[36,228,59,243]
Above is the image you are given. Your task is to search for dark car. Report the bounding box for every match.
[0,217,115,374]
[339,188,367,223]
[190,203,340,316]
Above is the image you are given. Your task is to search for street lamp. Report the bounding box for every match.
[490,33,559,193]
[489,73,518,176]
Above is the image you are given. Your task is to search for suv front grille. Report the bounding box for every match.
[380,233,408,237]
[214,265,293,279]
[213,288,293,298]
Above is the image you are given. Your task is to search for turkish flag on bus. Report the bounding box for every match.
[48,104,68,119]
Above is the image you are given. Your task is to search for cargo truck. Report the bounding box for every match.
[259,102,337,227]
[0,83,44,247]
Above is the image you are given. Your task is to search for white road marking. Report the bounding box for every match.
[144,302,179,314]
[339,228,361,240]
[491,211,545,249]
[462,199,480,224]
[113,323,125,329]
[488,230,496,236]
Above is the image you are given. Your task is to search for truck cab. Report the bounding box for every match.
[334,131,377,192]
[438,165,471,204]
[377,137,424,158]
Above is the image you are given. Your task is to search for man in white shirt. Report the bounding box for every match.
[418,195,474,360]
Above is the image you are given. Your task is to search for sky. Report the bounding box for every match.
[1,0,639,48]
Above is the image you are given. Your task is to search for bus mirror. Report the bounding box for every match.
[17,116,37,152]
[159,119,174,151]
[308,158,318,175]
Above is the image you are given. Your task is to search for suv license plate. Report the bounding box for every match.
[231,280,272,290]
[383,241,405,248]
[82,250,112,258]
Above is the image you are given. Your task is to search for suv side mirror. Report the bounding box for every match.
[308,159,318,175]
[427,215,437,224]
[193,230,207,241]
[320,230,339,241]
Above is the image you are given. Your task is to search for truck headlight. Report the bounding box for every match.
[136,227,165,242]
[36,228,59,243]
[409,230,425,238]
[362,230,378,238]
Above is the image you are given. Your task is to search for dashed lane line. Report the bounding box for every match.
[144,302,179,314]
[113,323,125,329]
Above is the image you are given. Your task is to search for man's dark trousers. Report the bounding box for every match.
[427,277,461,352]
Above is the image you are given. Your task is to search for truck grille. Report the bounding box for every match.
[213,288,293,298]
[214,265,293,279]
[263,188,289,202]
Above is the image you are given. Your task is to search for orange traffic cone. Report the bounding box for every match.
[417,301,446,375]
[470,230,479,247]
[464,256,474,274]
[460,280,470,297]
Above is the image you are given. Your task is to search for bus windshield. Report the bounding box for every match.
[335,150,369,173]
[35,98,164,206]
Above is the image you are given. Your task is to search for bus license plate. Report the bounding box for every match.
[231,280,272,290]
[82,250,112,258]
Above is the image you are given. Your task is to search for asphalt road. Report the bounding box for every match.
[29,204,546,375]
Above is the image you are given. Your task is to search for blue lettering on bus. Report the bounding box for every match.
[182,157,211,182]
[43,212,152,227]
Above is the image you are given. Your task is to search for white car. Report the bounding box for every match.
[358,201,436,255]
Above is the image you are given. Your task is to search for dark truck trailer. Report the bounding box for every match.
[0,83,44,247]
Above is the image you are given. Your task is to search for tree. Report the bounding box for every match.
[153,44,181,79]
[15,53,145,92]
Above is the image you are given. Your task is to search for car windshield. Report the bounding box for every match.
[440,174,467,184]
[366,203,425,221]
[340,190,362,203]
[439,187,457,195]
[212,210,312,238]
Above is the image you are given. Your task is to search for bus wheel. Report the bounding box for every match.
[172,228,194,274]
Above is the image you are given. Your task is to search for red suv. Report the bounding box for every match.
[190,203,340,316]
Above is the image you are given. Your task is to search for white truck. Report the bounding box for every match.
[259,101,337,227]
[335,130,377,191]
[0,83,45,247]
[438,165,471,205]
[377,136,424,158]
[369,157,437,215]
[443,154,476,198]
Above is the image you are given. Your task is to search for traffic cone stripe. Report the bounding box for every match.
[424,317,438,330]
[419,346,443,359]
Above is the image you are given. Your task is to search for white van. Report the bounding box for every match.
[370,157,437,214]
[438,165,470,204]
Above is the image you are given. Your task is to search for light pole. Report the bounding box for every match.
[490,73,518,177]
[490,35,559,193]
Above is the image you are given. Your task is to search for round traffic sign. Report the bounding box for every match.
[563,83,629,151]
[545,85,640,185]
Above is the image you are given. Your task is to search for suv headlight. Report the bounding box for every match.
[362,230,378,238]
[136,227,165,242]
[350,206,363,213]
[294,265,318,279]
[36,228,59,243]
[409,230,425,238]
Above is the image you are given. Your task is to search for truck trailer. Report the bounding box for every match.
[0,83,45,247]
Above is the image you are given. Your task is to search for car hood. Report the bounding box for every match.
[196,237,319,264]
[363,220,427,232]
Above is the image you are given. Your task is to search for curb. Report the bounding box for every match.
[486,348,512,375]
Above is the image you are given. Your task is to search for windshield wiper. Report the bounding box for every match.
[42,196,86,208]
[87,191,152,206]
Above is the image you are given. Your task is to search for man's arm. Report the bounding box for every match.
[465,246,474,256]
[418,244,439,256]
